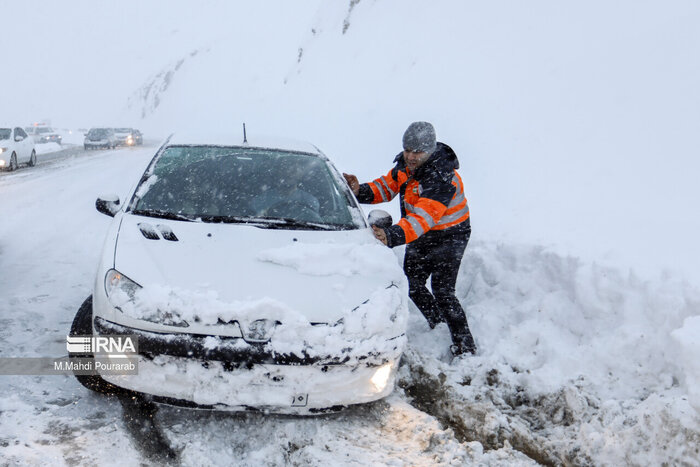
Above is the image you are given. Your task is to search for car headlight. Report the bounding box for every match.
[242,319,278,343]
[105,269,141,301]
[370,362,394,393]
[104,269,188,327]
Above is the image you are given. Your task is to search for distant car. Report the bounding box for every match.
[0,127,37,171]
[113,128,143,147]
[69,133,408,413]
[84,128,117,150]
[131,129,143,145]
[25,125,62,145]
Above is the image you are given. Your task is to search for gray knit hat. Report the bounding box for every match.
[402,121,437,154]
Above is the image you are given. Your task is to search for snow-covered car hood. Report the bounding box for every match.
[113,213,405,325]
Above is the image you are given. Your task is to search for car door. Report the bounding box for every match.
[20,128,33,161]
[11,128,23,163]
[14,127,30,163]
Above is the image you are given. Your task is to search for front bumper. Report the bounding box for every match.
[85,140,111,148]
[93,317,403,413]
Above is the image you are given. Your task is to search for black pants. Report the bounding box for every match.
[404,229,474,350]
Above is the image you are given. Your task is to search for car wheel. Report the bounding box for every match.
[28,150,37,167]
[9,153,18,171]
[69,296,130,395]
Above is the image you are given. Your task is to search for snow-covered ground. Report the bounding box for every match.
[1,146,698,465]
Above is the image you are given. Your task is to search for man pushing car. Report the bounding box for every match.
[343,121,476,356]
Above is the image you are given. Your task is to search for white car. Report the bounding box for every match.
[113,127,142,146]
[84,128,118,150]
[70,133,408,414]
[25,125,62,145]
[0,126,37,171]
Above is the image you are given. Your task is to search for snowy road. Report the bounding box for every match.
[1,148,698,465]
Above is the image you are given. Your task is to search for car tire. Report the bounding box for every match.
[69,296,130,395]
[28,150,37,167]
[9,153,18,171]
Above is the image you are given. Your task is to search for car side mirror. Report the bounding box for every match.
[15,135,23,142]
[367,209,393,228]
[96,194,121,217]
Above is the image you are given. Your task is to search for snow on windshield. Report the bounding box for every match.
[133,146,362,228]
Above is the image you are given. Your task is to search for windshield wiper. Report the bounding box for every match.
[132,210,341,230]
[196,215,268,225]
[131,209,196,222]
[251,217,336,231]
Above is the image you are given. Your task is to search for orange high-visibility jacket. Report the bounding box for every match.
[357,142,470,247]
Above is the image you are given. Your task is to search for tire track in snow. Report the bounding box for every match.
[398,350,573,466]
[118,395,180,464]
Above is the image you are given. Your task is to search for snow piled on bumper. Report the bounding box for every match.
[103,354,401,412]
[112,281,406,363]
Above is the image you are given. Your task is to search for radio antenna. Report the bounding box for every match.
[243,123,248,144]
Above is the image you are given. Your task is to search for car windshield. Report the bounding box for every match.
[36,127,52,134]
[115,128,131,133]
[131,145,361,230]
[87,129,109,137]
[0,129,10,140]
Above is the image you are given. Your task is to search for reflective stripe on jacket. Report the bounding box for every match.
[357,142,470,247]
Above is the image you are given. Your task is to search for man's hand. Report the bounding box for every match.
[372,225,388,246]
[342,173,360,196]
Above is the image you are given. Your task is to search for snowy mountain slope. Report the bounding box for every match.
[128,48,210,119]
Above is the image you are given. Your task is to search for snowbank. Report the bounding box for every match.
[458,242,698,401]
[402,240,700,464]
[671,316,700,413]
